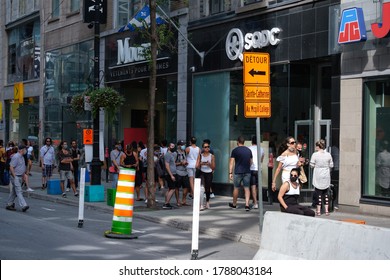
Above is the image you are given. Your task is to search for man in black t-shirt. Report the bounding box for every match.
[228,136,253,211]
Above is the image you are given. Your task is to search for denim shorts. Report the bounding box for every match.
[233,173,251,188]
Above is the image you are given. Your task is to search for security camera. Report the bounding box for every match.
[189,66,196,72]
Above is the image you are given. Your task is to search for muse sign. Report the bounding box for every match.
[338,2,390,44]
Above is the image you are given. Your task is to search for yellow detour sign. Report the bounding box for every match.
[243,52,270,85]
[244,85,271,102]
[244,102,271,118]
[83,129,93,145]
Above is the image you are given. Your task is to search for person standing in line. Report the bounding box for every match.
[58,141,78,198]
[163,142,179,209]
[228,135,253,211]
[5,144,29,212]
[278,168,315,216]
[202,139,216,198]
[40,137,56,190]
[310,139,334,216]
[21,139,33,192]
[0,140,6,185]
[70,140,81,191]
[272,136,301,192]
[248,135,264,209]
[121,142,143,201]
[186,136,200,198]
[110,141,125,189]
[158,139,168,189]
[198,141,215,210]
[175,140,191,206]
[26,140,34,175]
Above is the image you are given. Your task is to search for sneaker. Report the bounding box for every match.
[74,192,79,197]
[62,192,67,198]
[228,202,237,209]
[5,205,16,211]
[41,184,47,190]
[210,193,215,199]
[22,206,29,212]
[66,187,70,192]
[245,205,250,212]
[334,206,339,210]
[162,203,173,209]
[200,205,205,211]
[145,199,148,204]
[26,187,34,192]
[252,203,259,209]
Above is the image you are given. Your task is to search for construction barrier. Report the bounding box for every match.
[104,168,138,239]
[253,211,390,260]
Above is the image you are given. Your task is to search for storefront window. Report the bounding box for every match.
[117,0,142,27]
[44,41,94,144]
[7,18,41,83]
[363,79,390,199]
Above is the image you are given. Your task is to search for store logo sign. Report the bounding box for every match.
[371,2,390,38]
[117,38,151,65]
[338,8,367,44]
[225,28,281,61]
[338,3,390,44]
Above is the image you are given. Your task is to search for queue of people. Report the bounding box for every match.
[3,134,335,217]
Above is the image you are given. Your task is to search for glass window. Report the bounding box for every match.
[117,0,142,27]
[52,0,60,18]
[210,0,224,14]
[7,18,41,83]
[71,0,80,12]
[44,41,94,143]
[363,78,390,199]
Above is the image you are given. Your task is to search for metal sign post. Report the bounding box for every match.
[243,52,271,233]
[191,178,201,260]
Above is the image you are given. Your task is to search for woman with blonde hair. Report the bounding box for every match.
[310,139,334,216]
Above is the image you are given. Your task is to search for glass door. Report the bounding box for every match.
[295,120,313,189]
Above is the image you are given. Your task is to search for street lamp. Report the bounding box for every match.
[90,3,101,186]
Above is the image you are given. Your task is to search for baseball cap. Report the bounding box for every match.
[177,140,185,145]
[18,144,26,150]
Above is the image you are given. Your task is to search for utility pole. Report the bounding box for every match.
[90,1,101,185]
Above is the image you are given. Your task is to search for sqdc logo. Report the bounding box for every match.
[225,27,281,61]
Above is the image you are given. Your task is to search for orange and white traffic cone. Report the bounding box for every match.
[105,168,138,239]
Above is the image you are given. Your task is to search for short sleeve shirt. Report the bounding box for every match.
[164,151,177,175]
[231,146,252,174]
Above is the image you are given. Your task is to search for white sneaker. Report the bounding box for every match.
[252,203,259,209]
[27,187,34,192]
[210,193,215,198]
[66,188,70,192]
[145,199,148,204]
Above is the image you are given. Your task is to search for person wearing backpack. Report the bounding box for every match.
[175,140,191,206]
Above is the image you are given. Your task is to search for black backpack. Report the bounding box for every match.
[156,155,167,177]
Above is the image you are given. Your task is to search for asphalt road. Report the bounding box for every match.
[0,192,258,260]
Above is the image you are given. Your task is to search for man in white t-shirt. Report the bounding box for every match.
[248,135,264,209]
[185,136,200,197]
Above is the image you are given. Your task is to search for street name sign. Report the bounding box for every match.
[244,85,270,102]
[244,102,271,118]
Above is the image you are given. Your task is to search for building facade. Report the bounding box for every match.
[338,0,390,215]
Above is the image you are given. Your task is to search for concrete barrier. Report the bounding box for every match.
[253,211,390,260]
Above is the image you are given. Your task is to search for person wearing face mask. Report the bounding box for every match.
[5,144,30,212]
[175,140,190,206]
[278,168,315,216]
[58,141,78,198]
[110,141,125,189]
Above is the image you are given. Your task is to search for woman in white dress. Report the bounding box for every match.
[310,139,334,216]
[272,136,301,192]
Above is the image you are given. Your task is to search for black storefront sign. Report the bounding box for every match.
[105,32,177,82]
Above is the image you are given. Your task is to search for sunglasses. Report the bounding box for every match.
[289,141,296,144]
[204,146,210,148]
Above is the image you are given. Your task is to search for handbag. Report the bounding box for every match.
[299,166,308,183]
[109,165,117,173]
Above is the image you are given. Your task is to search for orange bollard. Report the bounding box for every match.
[341,219,366,224]
[105,168,138,239]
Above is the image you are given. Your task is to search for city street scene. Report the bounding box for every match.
[1,0,390,273]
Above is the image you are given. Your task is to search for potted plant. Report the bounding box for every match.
[71,87,124,121]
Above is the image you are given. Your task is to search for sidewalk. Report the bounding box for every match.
[2,170,390,246]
